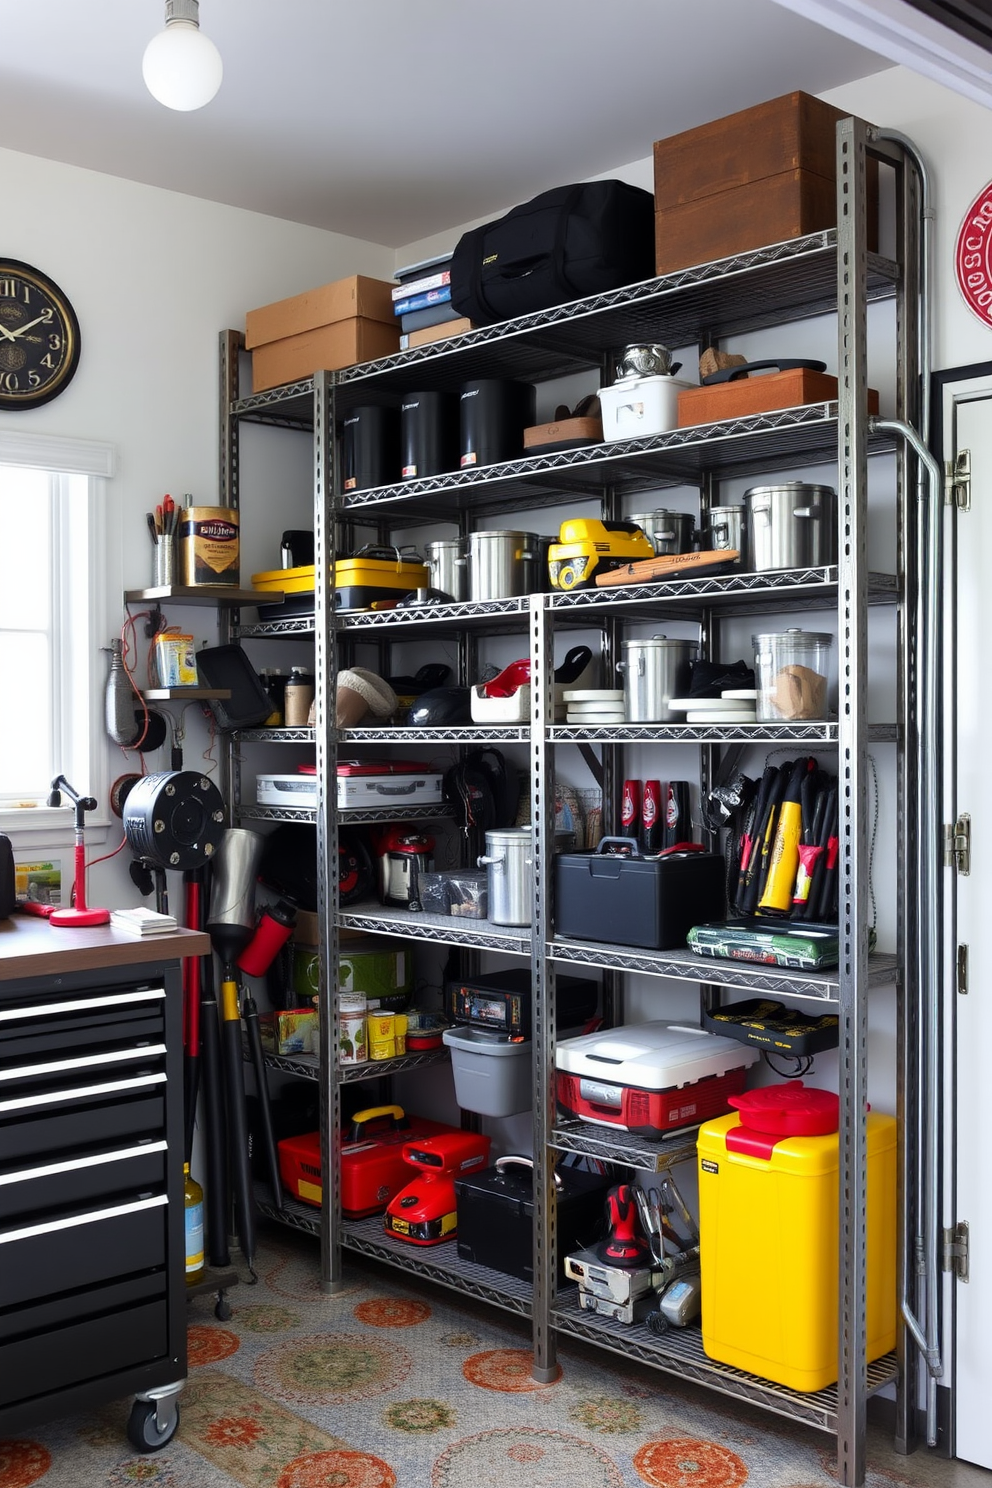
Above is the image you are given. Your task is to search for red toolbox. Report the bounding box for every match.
[278,1104,457,1217]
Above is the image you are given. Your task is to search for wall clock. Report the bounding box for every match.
[0,259,81,409]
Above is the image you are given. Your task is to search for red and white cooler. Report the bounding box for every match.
[555,1021,758,1137]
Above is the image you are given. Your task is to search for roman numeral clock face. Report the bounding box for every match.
[0,260,81,409]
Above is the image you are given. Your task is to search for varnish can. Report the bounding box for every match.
[339,993,367,1065]
[179,505,240,586]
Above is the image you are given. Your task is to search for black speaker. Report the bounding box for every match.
[459,379,536,468]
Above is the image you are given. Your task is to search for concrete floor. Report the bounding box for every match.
[865,1421,992,1486]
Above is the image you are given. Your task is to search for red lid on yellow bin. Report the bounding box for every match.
[726,1083,839,1158]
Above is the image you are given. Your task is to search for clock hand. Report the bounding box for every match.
[5,314,50,339]
[0,324,17,342]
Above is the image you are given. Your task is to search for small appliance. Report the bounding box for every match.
[548,518,655,590]
[374,826,435,909]
[384,1130,491,1245]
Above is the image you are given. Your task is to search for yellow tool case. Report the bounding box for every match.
[252,550,428,612]
[697,1087,896,1392]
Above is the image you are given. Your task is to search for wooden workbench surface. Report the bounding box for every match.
[0,913,210,980]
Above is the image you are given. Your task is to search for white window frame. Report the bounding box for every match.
[0,429,116,844]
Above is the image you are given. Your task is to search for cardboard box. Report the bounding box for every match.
[653,91,878,275]
[259,1009,318,1056]
[677,368,880,426]
[245,274,396,348]
[407,317,473,348]
[251,318,401,392]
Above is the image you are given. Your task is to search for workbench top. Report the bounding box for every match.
[0,914,210,981]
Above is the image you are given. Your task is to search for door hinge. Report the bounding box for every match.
[957,943,969,995]
[943,1221,970,1281]
[945,449,971,510]
[945,814,971,874]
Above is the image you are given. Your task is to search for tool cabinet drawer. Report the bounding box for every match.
[0,1194,169,1308]
[1,986,166,1058]
[0,1300,169,1409]
[0,1141,168,1223]
[0,1086,167,1163]
[0,1270,166,1344]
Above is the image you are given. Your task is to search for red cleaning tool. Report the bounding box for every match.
[599,1183,652,1267]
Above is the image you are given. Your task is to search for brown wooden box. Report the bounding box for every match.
[250,318,401,392]
[677,367,880,427]
[524,415,603,451]
[653,91,877,275]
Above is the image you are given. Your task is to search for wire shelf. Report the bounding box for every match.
[550,1118,698,1172]
[337,901,532,954]
[341,1215,534,1317]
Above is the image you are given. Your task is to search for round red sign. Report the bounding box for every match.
[956,181,992,325]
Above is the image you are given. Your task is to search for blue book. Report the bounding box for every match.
[400,302,463,332]
[393,285,452,316]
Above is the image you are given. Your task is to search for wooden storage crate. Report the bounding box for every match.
[677,367,880,426]
[653,91,878,275]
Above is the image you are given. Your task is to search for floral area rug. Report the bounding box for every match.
[0,1227,925,1488]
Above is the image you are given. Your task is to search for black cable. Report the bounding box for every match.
[762,1050,813,1079]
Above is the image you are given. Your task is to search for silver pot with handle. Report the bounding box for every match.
[478,827,533,925]
[744,482,837,571]
[466,530,540,601]
[617,636,699,722]
[700,504,749,568]
[424,539,467,601]
[629,509,695,556]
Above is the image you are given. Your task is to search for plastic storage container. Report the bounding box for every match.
[697,1087,896,1391]
[753,628,834,721]
[599,374,696,441]
[442,1026,533,1117]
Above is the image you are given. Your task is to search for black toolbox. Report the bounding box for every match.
[554,840,725,950]
[454,1156,610,1283]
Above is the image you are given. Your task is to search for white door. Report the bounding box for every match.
[949,377,992,1470]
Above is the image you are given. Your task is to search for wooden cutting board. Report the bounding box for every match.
[595,548,740,587]
[677,368,879,427]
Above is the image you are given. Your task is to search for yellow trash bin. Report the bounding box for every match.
[697,1084,896,1392]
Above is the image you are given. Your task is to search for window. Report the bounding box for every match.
[0,430,115,838]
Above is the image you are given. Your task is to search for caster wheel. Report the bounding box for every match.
[127,1397,180,1452]
[215,1295,232,1321]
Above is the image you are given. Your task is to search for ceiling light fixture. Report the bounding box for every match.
[142,0,223,112]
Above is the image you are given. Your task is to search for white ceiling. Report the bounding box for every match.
[2,1,897,248]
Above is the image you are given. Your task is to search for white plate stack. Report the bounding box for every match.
[563,688,626,725]
[668,688,758,724]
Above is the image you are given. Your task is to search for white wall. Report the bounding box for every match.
[0,145,392,905]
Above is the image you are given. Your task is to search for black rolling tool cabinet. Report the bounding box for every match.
[0,919,210,1451]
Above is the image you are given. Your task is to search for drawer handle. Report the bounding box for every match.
[0,989,166,1023]
[0,1193,168,1245]
[0,1044,168,1083]
[0,1071,167,1114]
[0,1140,168,1187]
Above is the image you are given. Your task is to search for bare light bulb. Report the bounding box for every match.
[143,0,223,112]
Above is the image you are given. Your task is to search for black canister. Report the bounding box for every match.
[400,390,458,480]
[341,405,399,492]
[459,378,536,469]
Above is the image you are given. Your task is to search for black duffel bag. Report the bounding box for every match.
[450,179,655,327]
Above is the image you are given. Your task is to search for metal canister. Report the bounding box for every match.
[179,506,240,586]
[700,505,749,568]
[629,509,695,556]
[478,827,533,926]
[744,482,838,571]
[617,636,699,722]
[339,993,367,1064]
[465,530,540,601]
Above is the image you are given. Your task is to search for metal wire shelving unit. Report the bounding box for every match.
[219,128,922,1486]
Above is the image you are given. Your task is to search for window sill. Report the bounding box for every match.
[0,807,112,847]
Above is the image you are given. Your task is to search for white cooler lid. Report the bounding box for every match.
[555,1020,757,1088]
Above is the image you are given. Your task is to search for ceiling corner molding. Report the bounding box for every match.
[768,0,992,109]
[0,429,116,477]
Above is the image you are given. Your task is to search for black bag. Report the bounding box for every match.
[450,180,656,327]
[443,748,520,834]
[0,834,14,919]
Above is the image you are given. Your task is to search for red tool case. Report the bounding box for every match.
[278,1105,458,1217]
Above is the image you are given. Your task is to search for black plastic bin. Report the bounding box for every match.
[554,840,725,950]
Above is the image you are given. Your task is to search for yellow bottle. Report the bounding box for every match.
[184,1162,205,1284]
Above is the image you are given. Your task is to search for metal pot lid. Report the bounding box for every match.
[743,481,837,498]
[704,504,745,515]
[629,509,694,521]
[484,826,532,842]
[469,529,539,540]
[621,635,698,649]
[752,628,834,645]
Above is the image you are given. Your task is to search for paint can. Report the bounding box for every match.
[179,505,240,586]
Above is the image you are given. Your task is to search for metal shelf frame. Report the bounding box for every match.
[220,128,922,1486]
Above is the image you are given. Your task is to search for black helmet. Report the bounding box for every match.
[408,686,472,726]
